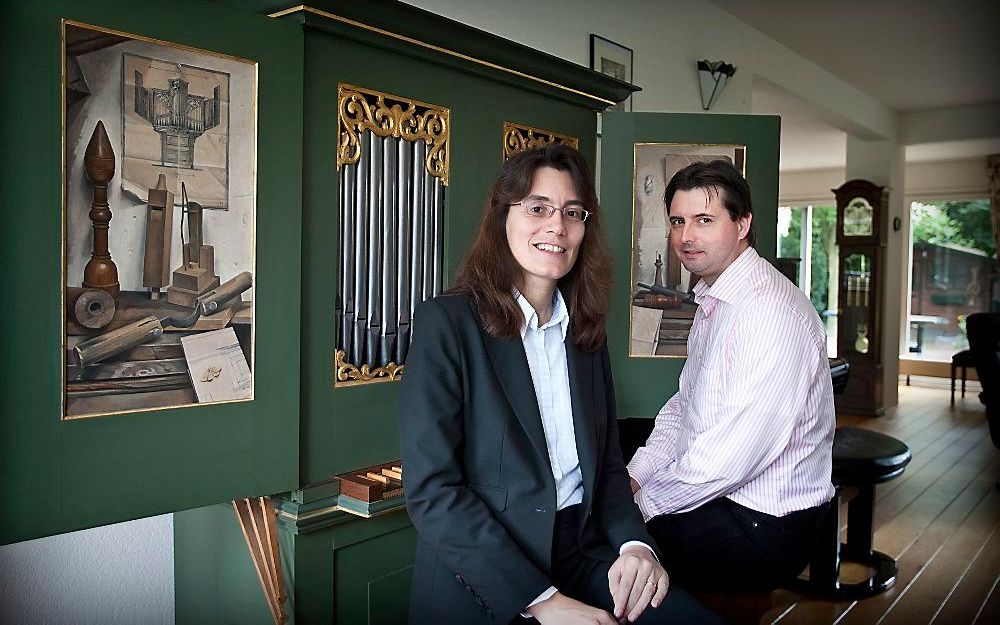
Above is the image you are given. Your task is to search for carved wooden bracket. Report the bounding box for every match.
[233,497,287,624]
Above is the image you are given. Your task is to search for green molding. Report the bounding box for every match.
[274,492,408,535]
[269,1,637,110]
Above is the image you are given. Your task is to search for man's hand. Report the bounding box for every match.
[527,591,618,624]
[630,477,641,495]
[608,546,669,623]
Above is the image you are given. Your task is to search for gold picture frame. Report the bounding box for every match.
[61,20,259,419]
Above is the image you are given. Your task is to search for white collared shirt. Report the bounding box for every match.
[516,290,584,511]
[516,290,655,616]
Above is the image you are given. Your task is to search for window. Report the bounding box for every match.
[904,199,994,362]
[777,204,838,356]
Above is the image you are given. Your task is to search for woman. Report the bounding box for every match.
[400,144,723,625]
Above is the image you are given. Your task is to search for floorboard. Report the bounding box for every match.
[932,521,1000,624]
[766,384,1000,625]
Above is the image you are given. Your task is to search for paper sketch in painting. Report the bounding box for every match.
[122,54,230,208]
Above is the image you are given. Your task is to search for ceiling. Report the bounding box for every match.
[709,0,1000,170]
[752,77,846,171]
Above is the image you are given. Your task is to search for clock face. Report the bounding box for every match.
[843,197,874,236]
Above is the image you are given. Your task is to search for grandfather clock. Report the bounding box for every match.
[834,179,889,416]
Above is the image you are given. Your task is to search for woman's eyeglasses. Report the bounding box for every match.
[511,201,590,223]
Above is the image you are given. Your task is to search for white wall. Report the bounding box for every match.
[904,158,994,201]
[780,158,993,205]
[901,103,1000,145]
[0,515,174,625]
[779,168,845,205]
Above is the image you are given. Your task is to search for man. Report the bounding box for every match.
[628,160,835,592]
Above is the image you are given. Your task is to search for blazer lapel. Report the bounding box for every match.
[566,341,598,516]
[481,330,550,466]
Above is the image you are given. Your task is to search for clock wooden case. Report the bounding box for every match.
[834,179,889,416]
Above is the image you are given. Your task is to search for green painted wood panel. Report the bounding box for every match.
[0,0,303,544]
[368,565,413,625]
[300,26,599,484]
[332,518,416,625]
[174,504,291,625]
[175,503,416,625]
[600,111,781,419]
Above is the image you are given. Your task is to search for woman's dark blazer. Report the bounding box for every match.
[400,293,654,624]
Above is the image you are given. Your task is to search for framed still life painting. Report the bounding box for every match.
[62,20,257,418]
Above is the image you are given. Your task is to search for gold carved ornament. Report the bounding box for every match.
[502,121,579,160]
[337,83,450,185]
[336,349,404,386]
[334,84,449,387]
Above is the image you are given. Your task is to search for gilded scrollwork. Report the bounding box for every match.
[338,84,450,185]
[335,349,404,386]
[502,121,579,160]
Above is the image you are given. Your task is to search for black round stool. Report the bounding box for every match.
[804,427,911,599]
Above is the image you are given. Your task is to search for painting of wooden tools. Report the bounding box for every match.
[75,271,252,365]
[167,183,221,307]
[63,23,256,418]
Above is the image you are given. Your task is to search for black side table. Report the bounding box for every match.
[799,427,911,599]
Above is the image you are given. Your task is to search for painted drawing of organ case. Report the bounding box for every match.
[62,22,256,418]
[335,84,449,386]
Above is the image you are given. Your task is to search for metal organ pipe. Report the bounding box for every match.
[336,133,445,375]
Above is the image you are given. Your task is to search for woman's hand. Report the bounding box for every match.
[527,591,618,624]
[608,546,670,622]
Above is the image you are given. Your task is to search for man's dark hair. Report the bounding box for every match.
[663,159,756,247]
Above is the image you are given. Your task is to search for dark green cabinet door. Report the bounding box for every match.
[0,0,303,544]
[600,112,781,419]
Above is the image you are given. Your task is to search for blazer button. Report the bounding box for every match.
[455,574,464,584]
[475,596,485,606]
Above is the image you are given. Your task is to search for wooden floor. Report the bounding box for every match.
[765,383,1000,625]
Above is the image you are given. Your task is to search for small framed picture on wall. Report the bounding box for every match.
[589,34,633,111]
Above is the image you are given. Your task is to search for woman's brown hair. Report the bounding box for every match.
[449,143,612,351]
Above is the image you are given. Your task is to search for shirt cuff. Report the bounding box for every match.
[635,488,657,523]
[521,586,558,618]
[627,454,656,489]
[620,540,659,563]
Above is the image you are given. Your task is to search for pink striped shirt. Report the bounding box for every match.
[628,247,835,520]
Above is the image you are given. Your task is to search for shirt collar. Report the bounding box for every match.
[693,246,759,305]
[515,289,570,341]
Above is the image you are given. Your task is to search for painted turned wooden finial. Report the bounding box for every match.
[82,120,120,299]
